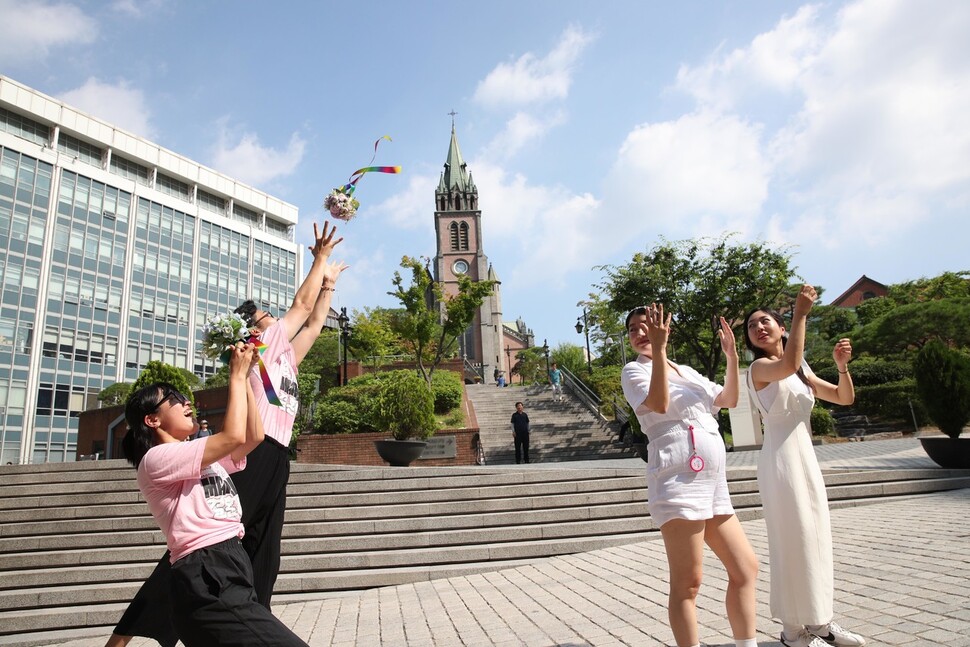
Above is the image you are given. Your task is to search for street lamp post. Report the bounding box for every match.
[505,345,512,382]
[575,308,592,373]
[337,307,351,386]
[542,339,550,376]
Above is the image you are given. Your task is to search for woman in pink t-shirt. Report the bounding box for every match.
[120,344,307,647]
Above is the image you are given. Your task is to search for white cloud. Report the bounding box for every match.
[209,118,306,188]
[481,110,567,160]
[603,110,769,235]
[370,173,438,230]
[111,0,165,17]
[59,78,156,139]
[675,5,822,112]
[473,25,595,107]
[0,0,97,64]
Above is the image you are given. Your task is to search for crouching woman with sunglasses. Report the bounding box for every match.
[121,343,307,647]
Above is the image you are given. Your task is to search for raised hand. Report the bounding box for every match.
[321,259,350,289]
[644,303,672,352]
[228,342,257,378]
[833,337,852,369]
[308,222,344,261]
[793,284,818,319]
[717,316,738,360]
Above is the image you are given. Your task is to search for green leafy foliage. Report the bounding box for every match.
[853,379,925,423]
[913,340,970,439]
[378,370,438,441]
[131,361,197,405]
[430,370,463,413]
[203,364,230,388]
[594,234,798,380]
[389,256,495,386]
[510,346,547,384]
[854,298,970,357]
[551,343,587,376]
[97,382,132,406]
[348,307,406,366]
[810,405,835,437]
[298,329,340,391]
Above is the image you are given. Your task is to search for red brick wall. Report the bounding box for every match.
[295,427,481,466]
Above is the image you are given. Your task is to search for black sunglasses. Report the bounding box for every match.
[148,387,190,413]
[252,312,275,327]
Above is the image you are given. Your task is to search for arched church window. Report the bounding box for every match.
[458,222,469,251]
[449,222,460,251]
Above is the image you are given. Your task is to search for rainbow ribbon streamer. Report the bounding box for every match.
[248,336,282,407]
[339,135,402,196]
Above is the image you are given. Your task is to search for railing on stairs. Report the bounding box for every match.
[559,366,607,422]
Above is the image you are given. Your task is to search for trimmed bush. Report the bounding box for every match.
[854,379,926,423]
[378,371,437,440]
[430,370,463,414]
[810,405,835,437]
[813,356,911,386]
[914,341,970,439]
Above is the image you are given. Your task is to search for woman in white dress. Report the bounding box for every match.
[744,284,866,647]
[621,304,758,647]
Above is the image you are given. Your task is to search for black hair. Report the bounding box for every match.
[742,308,813,392]
[121,382,174,468]
[233,300,257,327]
[515,401,524,407]
[625,306,648,330]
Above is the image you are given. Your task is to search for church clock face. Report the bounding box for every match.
[453,259,469,275]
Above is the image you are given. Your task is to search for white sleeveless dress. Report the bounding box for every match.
[748,367,833,625]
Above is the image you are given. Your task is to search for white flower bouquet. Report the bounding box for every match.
[201,312,251,361]
[323,188,360,222]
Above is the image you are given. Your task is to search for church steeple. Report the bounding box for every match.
[436,125,478,212]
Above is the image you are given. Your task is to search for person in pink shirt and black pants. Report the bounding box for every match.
[120,344,306,646]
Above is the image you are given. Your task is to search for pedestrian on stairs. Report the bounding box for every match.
[621,304,758,647]
[549,362,564,402]
[511,401,530,464]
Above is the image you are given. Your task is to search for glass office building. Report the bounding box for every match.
[0,77,301,464]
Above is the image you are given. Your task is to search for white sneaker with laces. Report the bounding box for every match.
[780,629,831,647]
[808,621,867,646]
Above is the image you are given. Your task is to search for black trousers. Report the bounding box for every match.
[171,537,306,647]
[514,430,530,464]
[114,437,290,645]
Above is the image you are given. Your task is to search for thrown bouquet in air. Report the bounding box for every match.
[323,135,401,222]
[200,312,251,361]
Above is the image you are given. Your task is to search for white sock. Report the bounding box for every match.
[735,639,757,647]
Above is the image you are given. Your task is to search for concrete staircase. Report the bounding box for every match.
[1,459,969,646]
[465,383,633,464]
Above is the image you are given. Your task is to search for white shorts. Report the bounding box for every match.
[645,425,733,527]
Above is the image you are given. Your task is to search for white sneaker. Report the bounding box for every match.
[781,629,831,647]
[808,621,867,646]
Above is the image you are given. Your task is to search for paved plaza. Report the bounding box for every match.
[37,439,970,646]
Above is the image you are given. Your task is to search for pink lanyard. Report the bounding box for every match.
[687,424,705,472]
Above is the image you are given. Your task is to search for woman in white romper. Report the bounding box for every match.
[744,285,866,647]
[621,304,758,647]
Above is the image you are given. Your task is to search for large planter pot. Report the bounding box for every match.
[374,439,427,467]
[919,436,970,469]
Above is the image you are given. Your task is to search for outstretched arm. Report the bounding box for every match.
[749,284,815,388]
[642,304,672,414]
[202,343,258,467]
[808,338,855,405]
[291,259,349,365]
[713,317,740,408]
[278,222,344,339]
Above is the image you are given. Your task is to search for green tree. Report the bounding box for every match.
[854,298,970,357]
[888,271,970,303]
[914,340,970,439]
[551,342,587,377]
[389,256,495,387]
[595,234,798,379]
[349,307,405,366]
[292,372,321,442]
[203,364,230,389]
[131,360,197,405]
[854,296,897,326]
[379,370,438,440]
[299,329,341,390]
[97,382,132,407]
[511,346,546,384]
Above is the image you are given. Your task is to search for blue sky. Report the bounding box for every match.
[2,0,967,349]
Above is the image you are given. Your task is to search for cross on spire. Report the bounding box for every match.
[448,110,458,129]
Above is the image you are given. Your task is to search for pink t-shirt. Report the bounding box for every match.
[251,320,299,446]
[137,438,246,563]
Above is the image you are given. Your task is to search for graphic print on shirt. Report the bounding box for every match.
[200,464,242,520]
[274,353,300,417]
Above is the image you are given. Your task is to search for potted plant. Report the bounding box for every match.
[373,370,438,466]
[913,340,970,468]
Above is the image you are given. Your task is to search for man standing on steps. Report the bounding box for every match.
[511,401,530,464]
[549,362,564,402]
